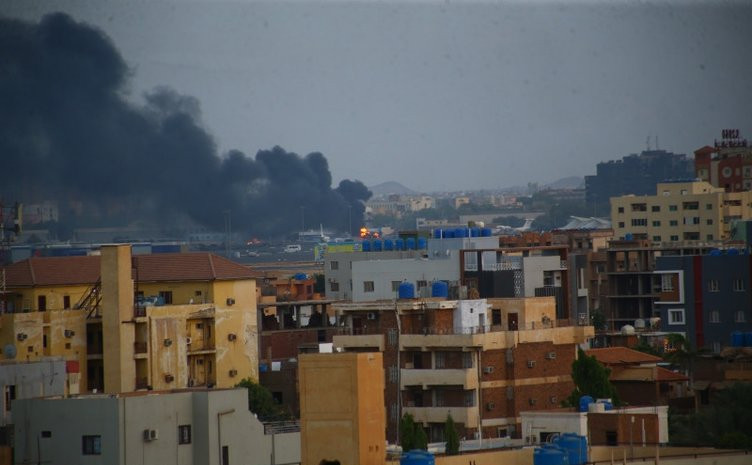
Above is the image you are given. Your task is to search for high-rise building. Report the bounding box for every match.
[585,150,693,216]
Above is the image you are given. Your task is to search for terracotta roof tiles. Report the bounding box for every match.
[585,347,663,366]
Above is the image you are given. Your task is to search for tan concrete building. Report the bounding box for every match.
[610,180,752,243]
[0,246,259,393]
[299,352,385,465]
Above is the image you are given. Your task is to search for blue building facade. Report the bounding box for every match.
[655,252,752,352]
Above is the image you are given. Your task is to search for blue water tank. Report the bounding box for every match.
[534,446,566,465]
[745,332,752,347]
[470,227,480,237]
[400,450,435,465]
[728,248,740,256]
[406,238,416,250]
[555,433,588,465]
[384,239,394,251]
[578,395,594,413]
[444,229,454,239]
[433,229,441,239]
[417,238,427,249]
[373,240,383,252]
[481,227,493,237]
[395,238,405,251]
[431,281,449,298]
[293,273,307,281]
[398,282,415,299]
[361,240,371,252]
[625,233,633,240]
[602,401,613,411]
[709,248,722,256]
[732,331,744,347]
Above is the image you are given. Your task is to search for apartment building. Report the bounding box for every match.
[654,251,752,353]
[610,180,752,244]
[0,245,259,393]
[332,297,594,442]
[694,130,752,192]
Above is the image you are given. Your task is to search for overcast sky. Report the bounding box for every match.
[3,0,751,192]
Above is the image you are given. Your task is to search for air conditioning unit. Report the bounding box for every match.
[227,333,237,341]
[164,374,174,383]
[64,330,75,338]
[163,338,172,347]
[483,366,494,374]
[143,429,158,441]
[16,333,27,341]
[229,369,238,377]
[546,351,556,360]
[486,401,495,411]
[186,337,192,345]
[527,360,536,368]
[367,312,377,320]
[226,297,235,306]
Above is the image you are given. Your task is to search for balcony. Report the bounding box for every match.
[333,334,384,351]
[402,406,479,428]
[400,368,478,390]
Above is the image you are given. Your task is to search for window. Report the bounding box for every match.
[631,218,647,227]
[329,282,339,292]
[63,296,71,309]
[363,281,375,293]
[707,234,714,241]
[652,236,661,242]
[669,220,678,226]
[669,205,678,211]
[712,342,721,354]
[434,352,445,369]
[670,235,679,241]
[709,310,720,323]
[668,309,685,325]
[683,201,699,210]
[733,279,745,292]
[631,203,647,212]
[618,222,625,228]
[706,203,713,210]
[708,280,719,292]
[735,311,746,323]
[391,281,401,292]
[159,291,173,304]
[462,352,473,369]
[4,385,15,412]
[82,435,101,455]
[222,445,229,465]
[330,261,339,270]
[706,219,713,225]
[617,207,624,213]
[37,295,46,311]
[178,425,192,444]
[195,290,202,297]
[651,205,660,212]
[692,217,700,225]
[652,220,661,227]
[661,274,674,292]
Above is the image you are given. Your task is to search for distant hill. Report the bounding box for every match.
[544,176,584,190]
[368,181,417,197]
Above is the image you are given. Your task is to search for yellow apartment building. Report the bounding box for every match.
[610,180,752,243]
[0,245,259,393]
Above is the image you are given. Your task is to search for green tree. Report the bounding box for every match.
[590,311,607,331]
[444,413,460,455]
[566,348,620,406]
[663,333,706,384]
[415,424,428,450]
[400,413,418,451]
[235,378,290,422]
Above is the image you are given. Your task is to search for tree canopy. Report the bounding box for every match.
[444,413,460,455]
[235,378,291,422]
[400,413,427,451]
[566,348,620,406]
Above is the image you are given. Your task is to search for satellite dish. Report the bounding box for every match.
[3,344,17,360]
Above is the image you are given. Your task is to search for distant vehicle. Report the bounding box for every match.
[283,244,302,253]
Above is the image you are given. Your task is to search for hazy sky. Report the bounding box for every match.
[3,0,751,192]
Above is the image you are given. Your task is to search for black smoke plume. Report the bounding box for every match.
[0,13,370,238]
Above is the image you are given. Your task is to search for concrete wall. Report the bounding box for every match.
[0,360,68,426]
[351,256,459,302]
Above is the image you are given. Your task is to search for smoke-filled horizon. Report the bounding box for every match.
[0,13,371,238]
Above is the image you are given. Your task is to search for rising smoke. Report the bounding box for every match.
[0,13,371,238]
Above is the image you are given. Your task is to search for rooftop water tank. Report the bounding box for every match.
[293,273,307,281]
[400,450,435,465]
[620,324,635,335]
[362,240,371,252]
[406,238,416,250]
[732,331,744,347]
[444,229,455,239]
[398,282,415,299]
[534,446,567,465]
[709,249,722,256]
[578,395,594,413]
[470,227,480,237]
[728,248,740,256]
[417,238,427,249]
[555,433,588,465]
[384,239,394,251]
[431,281,449,298]
[481,227,493,237]
[433,229,442,239]
[372,239,383,252]
[395,238,405,251]
[588,402,605,413]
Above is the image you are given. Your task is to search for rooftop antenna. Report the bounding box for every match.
[646,135,651,151]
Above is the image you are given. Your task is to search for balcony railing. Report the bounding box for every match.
[402,406,479,428]
[400,368,478,390]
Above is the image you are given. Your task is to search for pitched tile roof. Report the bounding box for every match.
[1,252,259,287]
[609,366,688,383]
[585,347,663,366]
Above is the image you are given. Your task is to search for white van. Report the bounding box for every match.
[283,244,302,253]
